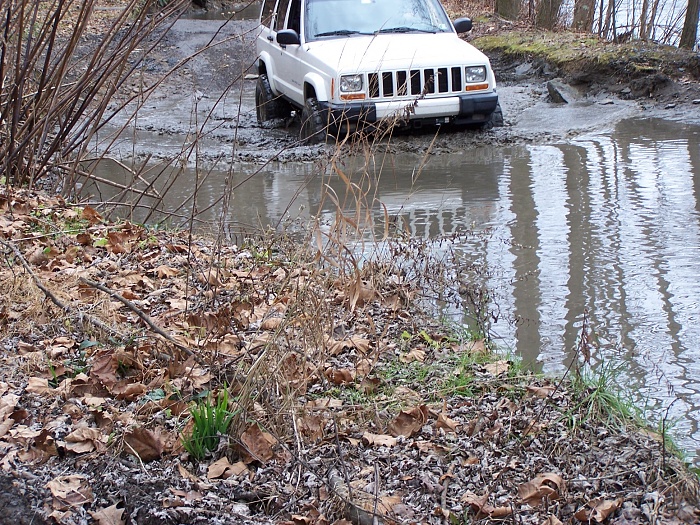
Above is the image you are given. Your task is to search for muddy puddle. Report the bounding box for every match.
[87,116,700,463]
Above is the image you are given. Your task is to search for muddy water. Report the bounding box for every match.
[90,116,700,460]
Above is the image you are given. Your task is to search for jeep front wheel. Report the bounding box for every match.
[300,97,327,144]
[481,102,504,130]
[255,74,289,123]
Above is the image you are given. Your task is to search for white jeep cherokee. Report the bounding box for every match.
[255,0,501,143]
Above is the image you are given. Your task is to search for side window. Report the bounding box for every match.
[261,0,277,28]
[275,0,291,31]
[288,0,301,34]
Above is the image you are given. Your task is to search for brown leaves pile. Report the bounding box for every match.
[2,189,699,525]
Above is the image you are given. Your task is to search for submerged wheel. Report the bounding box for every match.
[255,74,289,124]
[482,102,504,129]
[300,97,327,144]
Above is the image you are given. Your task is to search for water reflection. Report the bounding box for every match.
[88,117,700,461]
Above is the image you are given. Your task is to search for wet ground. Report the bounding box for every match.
[97,14,700,167]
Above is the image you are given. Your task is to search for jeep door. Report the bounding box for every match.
[272,0,306,105]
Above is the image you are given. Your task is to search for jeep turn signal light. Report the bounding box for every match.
[465,83,489,91]
[340,93,366,101]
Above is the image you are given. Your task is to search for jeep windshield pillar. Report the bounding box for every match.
[256,0,501,143]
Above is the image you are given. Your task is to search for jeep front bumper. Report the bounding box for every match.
[319,92,498,127]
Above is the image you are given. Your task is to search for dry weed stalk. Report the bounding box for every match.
[0,0,190,188]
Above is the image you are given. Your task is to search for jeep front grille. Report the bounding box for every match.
[367,67,464,99]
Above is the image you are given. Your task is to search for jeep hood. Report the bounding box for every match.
[304,33,490,73]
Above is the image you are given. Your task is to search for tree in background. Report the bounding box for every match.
[536,0,563,28]
[496,0,521,20]
[679,0,700,49]
[573,0,596,31]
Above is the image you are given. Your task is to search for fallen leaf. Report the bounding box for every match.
[25,377,54,396]
[541,516,563,525]
[527,384,556,398]
[124,427,163,461]
[362,432,398,447]
[46,475,94,510]
[574,497,622,523]
[484,359,510,375]
[388,405,429,437]
[90,504,125,525]
[208,456,249,480]
[65,427,105,454]
[325,367,355,385]
[518,473,565,506]
[299,414,324,442]
[400,347,426,363]
[461,491,512,518]
[240,423,276,464]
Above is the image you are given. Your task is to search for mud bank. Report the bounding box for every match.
[97,16,700,166]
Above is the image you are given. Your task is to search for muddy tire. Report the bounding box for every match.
[300,97,327,144]
[482,102,504,129]
[255,74,289,123]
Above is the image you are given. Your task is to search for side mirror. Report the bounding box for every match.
[453,17,473,33]
[277,29,301,45]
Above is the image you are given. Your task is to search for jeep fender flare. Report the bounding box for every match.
[303,73,329,103]
[257,54,278,93]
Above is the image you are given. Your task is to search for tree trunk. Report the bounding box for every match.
[573,0,596,31]
[496,0,521,20]
[639,0,649,39]
[536,0,563,28]
[680,0,700,49]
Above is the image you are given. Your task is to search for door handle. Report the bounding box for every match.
[267,35,274,41]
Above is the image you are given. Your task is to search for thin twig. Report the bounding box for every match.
[79,277,204,364]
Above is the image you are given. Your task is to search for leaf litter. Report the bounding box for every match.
[1,188,699,525]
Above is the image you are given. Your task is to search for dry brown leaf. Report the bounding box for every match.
[400,347,426,363]
[326,335,371,356]
[207,456,249,480]
[436,412,459,433]
[306,398,343,409]
[574,497,622,523]
[89,504,125,525]
[541,516,563,525]
[260,317,283,330]
[325,367,355,385]
[355,358,373,377]
[526,385,556,398]
[299,414,324,442]
[518,473,565,506]
[155,265,179,278]
[112,382,147,401]
[124,427,163,461]
[82,206,103,225]
[240,423,276,464]
[46,475,94,510]
[362,432,398,447]
[177,463,200,483]
[0,392,19,438]
[388,405,429,437]
[461,491,513,518]
[25,377,54,396]
[65,427,105,454]
[484,359,510,376]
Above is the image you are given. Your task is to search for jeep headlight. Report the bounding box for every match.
[465,66,486,83]
[340,74,363,92]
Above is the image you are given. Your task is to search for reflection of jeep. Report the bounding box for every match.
[255,0,501,143]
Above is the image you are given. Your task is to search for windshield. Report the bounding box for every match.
[304,0,452,41]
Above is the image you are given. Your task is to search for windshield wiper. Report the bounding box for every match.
[314,29,371,37]
[376,26,436,33]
